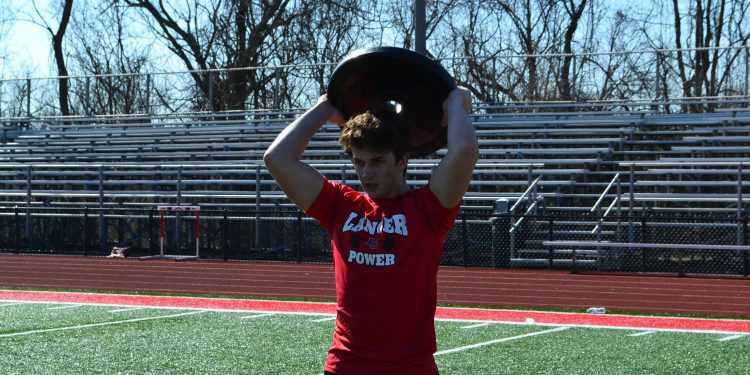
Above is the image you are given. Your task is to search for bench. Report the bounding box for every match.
[543,240,750,276]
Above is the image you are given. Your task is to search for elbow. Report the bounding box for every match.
[263,147,282,173]
[262,148,274,165]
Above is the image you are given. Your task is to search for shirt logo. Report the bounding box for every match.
[342,212,409,236]
[347,250,396,266]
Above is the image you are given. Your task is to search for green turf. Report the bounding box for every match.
[1,302,748,374]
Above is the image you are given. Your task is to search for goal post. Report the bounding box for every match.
[139,205,201,261]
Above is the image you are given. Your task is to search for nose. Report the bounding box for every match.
[361,163,378,179]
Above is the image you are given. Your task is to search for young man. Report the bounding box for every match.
[263,87,478,374]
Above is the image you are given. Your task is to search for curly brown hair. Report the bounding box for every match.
[338,108,411,160]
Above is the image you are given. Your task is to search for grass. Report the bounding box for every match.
[1,301,749,374]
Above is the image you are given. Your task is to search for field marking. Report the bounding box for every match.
[461,322,492,329]
[718,334,746,342]
[3,290,750,335]
[47,304,83,310]
[109,307,144,313]
[434,326,570,356]
[311,316,337,323]
[0,310,206,338]
[0,302,22,307]
[629,331,657,337]
[240,313,275,320]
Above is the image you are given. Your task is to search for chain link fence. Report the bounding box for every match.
[0,207,747,277]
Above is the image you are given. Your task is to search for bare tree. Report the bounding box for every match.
[0,2,11,75]
[32,0,74,116]
[283,0,378,105]
[668,0,750,111]
[123,0,296,112]
[559,0,588,100]
[380,0,461,54]
[67,1,152,115]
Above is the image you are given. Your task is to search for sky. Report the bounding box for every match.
[0,0,679,81]
[2,0,56,79]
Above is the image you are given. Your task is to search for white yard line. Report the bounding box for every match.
[240,313,275,320]
[434,327,570,356]
[0,310,206,338]
[109,307,144,313]
[47,304,83,310]
[718,334,746,342]
[0,302,22,307]
[461,322,492,329]
[628,331,657,337]
[311,316,337,323]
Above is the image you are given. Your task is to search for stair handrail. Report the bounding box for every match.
[591,173,621,236]
[510,177,542,215]
[590,173,620,214]
[509,177,542,258]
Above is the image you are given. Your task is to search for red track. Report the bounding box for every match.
[1,254,750,318]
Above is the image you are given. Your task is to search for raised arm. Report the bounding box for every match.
[263,95,343,211]
[428,87,479,208]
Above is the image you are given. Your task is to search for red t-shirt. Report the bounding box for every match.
[305,179,459,375]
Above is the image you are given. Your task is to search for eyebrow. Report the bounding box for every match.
[353,156,385,162]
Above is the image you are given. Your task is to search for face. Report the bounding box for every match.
[351,146,409,199]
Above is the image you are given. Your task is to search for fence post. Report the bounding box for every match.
[491,199,510,268]
[640,213,648,273]
[99,166,106,254]
[297,210,303,262]
[461,213,468,268]
[223,209,229,261]
[26,165,32,251]
[547,215,554,269]
[676,248,685,277]
[14,206,19,254]
[83,207,89,257]
[149,208,155,255]
[255,164,263,250]
[744,214,748,277]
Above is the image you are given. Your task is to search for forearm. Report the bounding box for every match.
[264,102,333,164]
[444,93,479,160]
[447,106,479,159]
[428,87,479,208]
[263,98,341,211]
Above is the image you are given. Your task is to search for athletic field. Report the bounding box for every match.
[2,290,749,374]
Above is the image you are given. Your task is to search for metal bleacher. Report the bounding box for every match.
[2,104,750,212]
[2,102,750,268]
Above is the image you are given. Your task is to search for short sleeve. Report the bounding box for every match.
[421,184,460,234]
[305,179,344,231]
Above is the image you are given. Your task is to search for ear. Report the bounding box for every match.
[396,152,409,169]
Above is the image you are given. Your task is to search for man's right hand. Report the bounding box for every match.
[317,94,345,126]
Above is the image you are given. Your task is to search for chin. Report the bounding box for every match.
[364,189,381,198]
